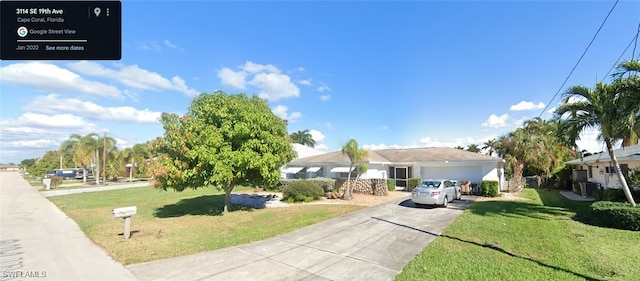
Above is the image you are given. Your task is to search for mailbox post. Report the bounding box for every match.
[112,206,137,239]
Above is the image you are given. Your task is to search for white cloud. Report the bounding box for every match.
[309,129,325,142]
[299,79,314,86]
[217,67,247,89]
[164,39,178,49]
[320,94,331,101]
[375,125,389,131]
[363,143,405,150]
[136,40,161,52]
[481,114,509,128]
[510,101,545,111]
[0,62,122,99]
[9,139,58,148]
[217,61,300,101]
[317,82,331,92]
[250,72,300,101]
[315,143,329,150]
[67,61,199,97]
[271,105,302,123]
[25,94,161,123]
[14,113,90,129]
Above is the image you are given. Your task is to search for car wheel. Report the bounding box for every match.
[442,196,448,208]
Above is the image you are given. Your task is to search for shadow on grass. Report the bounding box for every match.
[534,189,596,225]
[153,194,256,218]
[373,216,604,281]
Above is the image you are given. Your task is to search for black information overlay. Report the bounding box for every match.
[1,1,121,60]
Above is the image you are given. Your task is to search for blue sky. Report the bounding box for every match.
[1,1,639,164]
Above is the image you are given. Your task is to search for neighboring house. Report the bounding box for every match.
[282,147,506,190]
[566,143,640,189]
[0,164,20,172]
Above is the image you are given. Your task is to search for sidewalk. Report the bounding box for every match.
[559,190,595,201]
[0,172,139,281]
[41,181,150,197]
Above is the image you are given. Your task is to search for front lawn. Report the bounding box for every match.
[396,189,640,281]
[48,186,364,265]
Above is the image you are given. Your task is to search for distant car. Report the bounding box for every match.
[411,179,461,208]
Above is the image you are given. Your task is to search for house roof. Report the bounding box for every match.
[290,147,502,165]
[566,143,640,165]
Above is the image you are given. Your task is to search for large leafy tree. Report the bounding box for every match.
[341,139,368,200]
[150,91,296,213]
[289,130,316,148]
[26,151,61,177]
[554,80,637,207]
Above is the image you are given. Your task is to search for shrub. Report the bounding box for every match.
[590,201,640,231]
[307,178,336,193]
[49,176,62,189]
[387,179,396,191]
[407,178,421,191]
[593,188,640,202]
[266,179,299,192]
[479,180,499,197]
[282,180,324,203]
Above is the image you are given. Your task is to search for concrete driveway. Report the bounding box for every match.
[128,195,476,281]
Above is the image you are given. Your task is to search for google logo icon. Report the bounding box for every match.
[17,26,28,37]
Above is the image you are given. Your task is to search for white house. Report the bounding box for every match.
[565,143,640,189]
[282,147,506,190]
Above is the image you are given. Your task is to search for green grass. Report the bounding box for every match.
[396,189,640,281]
[48,185,363,265]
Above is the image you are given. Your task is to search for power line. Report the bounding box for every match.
[538,0,620,118]
[602,28,640,81]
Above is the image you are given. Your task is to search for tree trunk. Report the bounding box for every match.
[224,186,232,213]
[342,164,354,200]
[605,139,637,207]
[82,167,87,183]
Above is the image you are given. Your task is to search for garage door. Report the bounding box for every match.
[420,166,483,183]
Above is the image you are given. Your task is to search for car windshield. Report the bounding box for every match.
[420,181,441,188]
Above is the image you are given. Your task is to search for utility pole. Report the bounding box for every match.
[95,150,100,185]
[103,132,107,185]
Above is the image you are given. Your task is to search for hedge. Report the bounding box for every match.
[282,180,324,203]
[590,201,640,231]
[479,180,499,197]
[387,179,396,191]
[407,178,421,191]
[593,188,640,203]
[307,178,336,192]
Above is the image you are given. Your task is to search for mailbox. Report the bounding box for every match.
[112,206,137,218]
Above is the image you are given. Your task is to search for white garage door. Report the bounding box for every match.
[420,166,483,183]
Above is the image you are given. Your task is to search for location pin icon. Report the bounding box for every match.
[94,7,101,17]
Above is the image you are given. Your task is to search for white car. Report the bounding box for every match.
[411,179,461,207]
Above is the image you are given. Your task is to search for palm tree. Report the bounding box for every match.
[72,133,99,183]
[482,139,498,156]
[59,134,81,169]
[554,81,637,207]
[466,144,481,153]
[612,59,640,147]
[454,145,465,150]
[341,139,368,200]
[289,130,316,147]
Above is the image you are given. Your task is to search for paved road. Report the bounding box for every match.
[0,172,139,281]
[128,194,476,281]
[40,181,150,197]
